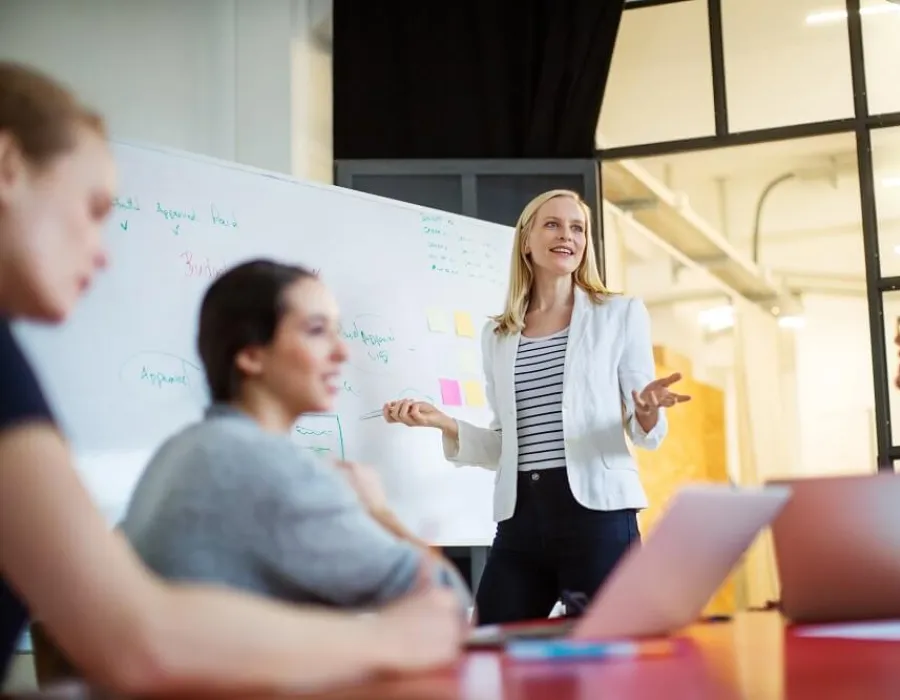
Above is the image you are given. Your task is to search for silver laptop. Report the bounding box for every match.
[768,472,900,624]
[468,483,791,646]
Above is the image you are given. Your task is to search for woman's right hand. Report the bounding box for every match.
[382,399,451,431]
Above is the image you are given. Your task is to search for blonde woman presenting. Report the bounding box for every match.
[384,189,690,624]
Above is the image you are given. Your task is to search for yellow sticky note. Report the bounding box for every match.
[459,348,479,374]
[426,308,451,333]
[454,311,475,337]
[463,380,486,408]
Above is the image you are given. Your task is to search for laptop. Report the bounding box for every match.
[768,472,900,624]
[467,483,791,647]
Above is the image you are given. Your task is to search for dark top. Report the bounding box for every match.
[0,319,54,675]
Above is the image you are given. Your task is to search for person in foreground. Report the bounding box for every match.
[0,61,462,693]
[384,189,691,625]
[120,260,472,612]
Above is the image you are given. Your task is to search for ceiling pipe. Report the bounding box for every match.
[751,172,796,265]
[602,159,804,317]
[751,157,841,264]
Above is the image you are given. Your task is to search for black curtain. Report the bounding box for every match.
[333,0,625,160]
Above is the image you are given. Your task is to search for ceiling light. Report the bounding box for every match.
[778,315,806,330]
[806,4,900,25]
[698,305,734,332]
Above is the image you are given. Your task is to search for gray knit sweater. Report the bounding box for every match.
[121,404,470,609]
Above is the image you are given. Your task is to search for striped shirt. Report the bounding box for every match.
[515,327,568,471]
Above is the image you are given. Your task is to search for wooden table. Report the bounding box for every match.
[5,613,899,699]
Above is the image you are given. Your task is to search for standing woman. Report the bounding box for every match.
[384,189,690,624]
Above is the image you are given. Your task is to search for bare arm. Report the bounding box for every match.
[335,460,434,551]
[371,506,435,551]
[333,461,473,612]
[0,422,461,694]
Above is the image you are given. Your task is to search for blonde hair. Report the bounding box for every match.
[492,189,614,335]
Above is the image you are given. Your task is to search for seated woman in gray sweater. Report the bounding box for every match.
[120,260,471,611]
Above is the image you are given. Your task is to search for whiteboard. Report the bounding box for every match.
[15,141,513,546]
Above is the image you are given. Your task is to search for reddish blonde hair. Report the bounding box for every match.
[0,62,105,166]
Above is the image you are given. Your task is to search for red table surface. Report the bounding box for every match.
[5,612,899,700]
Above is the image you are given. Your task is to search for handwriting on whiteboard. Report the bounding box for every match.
[153,201,239,230]
[292,413,345,459]
[141,367,188,389]
[113,196,141,212]
[341,314,397,370]
[396,387,437,404]
[157,202,197,223]
[119,352,206,403]
[180,251,226,279]
[420,214,504,284]
[210,205,238,229]
[340,379,360,396]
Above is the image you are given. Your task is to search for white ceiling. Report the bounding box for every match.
[635,130,900,185]
[603,129,900,296]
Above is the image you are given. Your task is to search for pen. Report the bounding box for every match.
[504,639,677,662]
[702,614,732,624]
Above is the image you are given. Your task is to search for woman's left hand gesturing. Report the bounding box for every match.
[632,372,691,432]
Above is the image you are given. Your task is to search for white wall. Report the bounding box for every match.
[794,295,877,474]
[291,0,333,182]
[0,0,333,181]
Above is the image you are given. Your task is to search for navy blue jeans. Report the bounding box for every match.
[474,469,640,625]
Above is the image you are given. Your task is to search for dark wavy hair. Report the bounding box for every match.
[198,259,316,401]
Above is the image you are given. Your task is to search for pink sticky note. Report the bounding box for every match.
[439,378,463,406]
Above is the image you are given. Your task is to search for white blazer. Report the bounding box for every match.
[442,288,666,522]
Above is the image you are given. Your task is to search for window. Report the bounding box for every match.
[722,0,855,131]
[882,289,900,447]
[604,133,874,476]
[862,0,900,116]
[598,0,715,147]
[871,127,900,277]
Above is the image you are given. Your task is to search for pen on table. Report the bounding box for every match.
[702,614,732,624]
[504,639,678,662]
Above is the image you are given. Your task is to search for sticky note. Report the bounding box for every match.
[439,378,463,406]
[463,380,486,408]
[454,311,475,337]
[459,348,479,374]
[427,308,451,333]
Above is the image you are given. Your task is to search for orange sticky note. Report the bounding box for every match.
[454,311,475,337]
[463,380,486,408]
